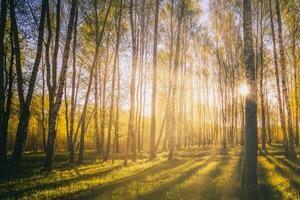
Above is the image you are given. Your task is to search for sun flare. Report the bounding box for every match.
[239,83,250,97]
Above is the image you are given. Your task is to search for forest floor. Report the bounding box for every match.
[0,145,299,200]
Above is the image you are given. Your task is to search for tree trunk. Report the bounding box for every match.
[292,29,299,146]
[259,0,266,151]
[265,89,272,145]
[100,48,109,156]
[115,61,121,154]
[77,68,94,163]
[125,0,138,166]
[275,0,297,160]
[112,1,123,162]
[241,0,258,198]
[44,0,77,171]
[150,0,160,160]
[0,30,13,167]
[93,61,101,157]
[93,2,101,158]
[41,58,47,152]
[169,0,184,160]
[10,0,47,170]
[190,60,194,147]
[68,7,78,163]
[78,0,113,162]
[269,0,289,156]
[0,0,7,131]
[106,0,123,161]
[100,39,111,157]
[164,0,174,152]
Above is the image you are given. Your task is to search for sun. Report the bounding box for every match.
[239,83,250,97]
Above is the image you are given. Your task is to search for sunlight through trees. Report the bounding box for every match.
[0,0,299,199]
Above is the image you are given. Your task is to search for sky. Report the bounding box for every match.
[199,0,210,24]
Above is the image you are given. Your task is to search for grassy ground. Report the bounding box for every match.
[0,146,299,200]
[258,145,300,200]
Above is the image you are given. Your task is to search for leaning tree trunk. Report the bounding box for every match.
[77,68,93,163]
[78,0,113,162]
[44,0,77,171]
[107,0,123,161]
[241,0,258,199]
[68,7,78,163]
[10,0,46,171]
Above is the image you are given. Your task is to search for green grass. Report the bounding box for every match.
[258,145,300,200]
[0,146,299,200]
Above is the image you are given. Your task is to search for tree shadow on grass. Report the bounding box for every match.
[258,161,284,200]
[0,159,187,199]
[273,157,300,175]
[1,148,244,200]
[1,165,123,199]
[138,155,231,200]
[0,151,100,182]
[265,145,289,156]
[52,158,192,200]
[259,182,283,200]
[264,155,300,191]
[62,151,231,200]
